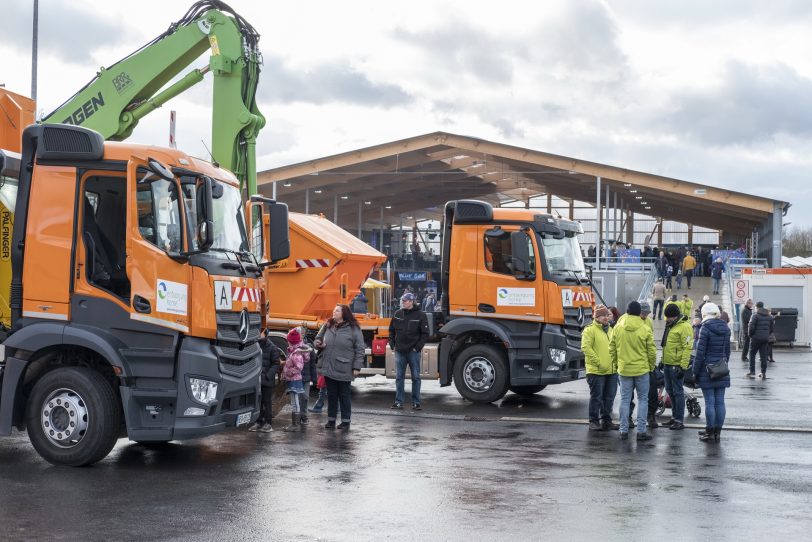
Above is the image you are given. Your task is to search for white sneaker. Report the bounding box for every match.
[757,373,764,379]
[259,423,274,433]
[248,422,261,432]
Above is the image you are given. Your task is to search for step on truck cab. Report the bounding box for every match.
[0,124,278,466]
[438,200,593,403]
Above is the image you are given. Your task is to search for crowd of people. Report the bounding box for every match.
[583,297,731,443]
[249,279,778,444]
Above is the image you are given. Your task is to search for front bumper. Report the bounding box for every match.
[121,336,261,442]
[539,324,586,385]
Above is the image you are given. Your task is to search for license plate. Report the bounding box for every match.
[236,411,252,426]
[577,369,586,379]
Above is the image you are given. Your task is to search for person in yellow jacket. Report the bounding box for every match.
[660,303,694,430]
[609,301,657,441]
[681,294,694,319]
[682,252,697,289]
[582,305,618,431]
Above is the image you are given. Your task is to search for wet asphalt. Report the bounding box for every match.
[1,350,812,541]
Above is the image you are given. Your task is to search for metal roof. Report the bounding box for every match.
[257,131,788,235]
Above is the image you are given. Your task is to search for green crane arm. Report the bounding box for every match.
[41,0,265,195]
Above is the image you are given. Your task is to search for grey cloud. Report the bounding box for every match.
[663,61,812,145]
[258,56,412,107]
[393,25,516,84]
[610,0,812,27]
[6,0,129,63]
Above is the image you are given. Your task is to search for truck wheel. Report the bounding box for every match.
[26,367,122,467]
[509,385,546,396]
[453,344,509,403]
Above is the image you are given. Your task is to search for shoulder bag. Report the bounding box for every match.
[706,358,730,380]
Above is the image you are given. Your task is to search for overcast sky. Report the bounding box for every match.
[2,0,810,226]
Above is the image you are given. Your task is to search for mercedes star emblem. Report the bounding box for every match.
[238,309,250,343]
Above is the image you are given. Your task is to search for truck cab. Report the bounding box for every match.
[438,200,592,403]
[0,124,270,466]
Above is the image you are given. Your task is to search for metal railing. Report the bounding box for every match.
[637,264,660,304]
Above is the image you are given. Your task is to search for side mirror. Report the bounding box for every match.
[198,176,215,251]
[510,230,535,280]
[267,202,290,262]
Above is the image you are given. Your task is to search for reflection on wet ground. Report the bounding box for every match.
[0,353,810,540]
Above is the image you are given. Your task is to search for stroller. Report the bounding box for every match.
[656,363,702,419]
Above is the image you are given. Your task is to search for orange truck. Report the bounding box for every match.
[264,200,594,404]
[262,212,391,360]
[0,121,283,466]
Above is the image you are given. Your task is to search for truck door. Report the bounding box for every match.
[476,225,544,324]
[126,158,190,333]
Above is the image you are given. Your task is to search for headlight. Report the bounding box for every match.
[548,348,567,366]
[189,377,218,404]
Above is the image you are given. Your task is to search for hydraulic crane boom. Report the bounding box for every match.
[41,0,265,196]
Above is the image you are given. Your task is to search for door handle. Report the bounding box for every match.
[478,303,495,313]
[133,295,151,314]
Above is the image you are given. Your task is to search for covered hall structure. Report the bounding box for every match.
[256,132,789,266]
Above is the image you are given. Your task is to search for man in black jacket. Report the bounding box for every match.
[747,301,774,379]
[389,292,430,410]
[740,299,753,362]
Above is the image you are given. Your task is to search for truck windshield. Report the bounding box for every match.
[181,180,249,255]
[540,232,586,274]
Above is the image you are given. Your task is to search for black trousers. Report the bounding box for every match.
[741,333,751,361]
[258,385,275,424]
[325,376,352,422]
[749,340,769,374]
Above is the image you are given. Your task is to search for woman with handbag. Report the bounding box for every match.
[692,302,731,443]
[314,304,365,430]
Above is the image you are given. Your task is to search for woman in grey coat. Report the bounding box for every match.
[314,304,365,429]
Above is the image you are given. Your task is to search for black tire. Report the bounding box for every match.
[656,399,666,416]
[26,367,122,467]
[453,344,509,403]
[509,385,546,396]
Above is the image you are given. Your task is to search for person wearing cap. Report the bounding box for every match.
[389,292,430,410]
[747,301,774,379]
[710,257,725,295]
[609,301,657,441]
[582,305,618,431]
[693,302,731,442]
[661,303,694,430]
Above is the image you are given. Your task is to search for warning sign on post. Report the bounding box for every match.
[733,279,749,304]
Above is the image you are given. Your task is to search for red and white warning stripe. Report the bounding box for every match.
[574,291,594,303]
[317,259,343,289]
[232,287,261,302]
[296,259,330,268]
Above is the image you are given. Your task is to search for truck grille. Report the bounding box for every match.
[215,311,262,377]
[563,307,592,348]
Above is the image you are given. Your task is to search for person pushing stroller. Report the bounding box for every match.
[659,303,694,430]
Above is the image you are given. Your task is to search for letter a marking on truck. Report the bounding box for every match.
[214,280,233,310]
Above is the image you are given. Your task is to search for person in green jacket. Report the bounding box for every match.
[680,294,694,320]
[660,303,694,430]
[582,305,618,431]
[609,301,657,441]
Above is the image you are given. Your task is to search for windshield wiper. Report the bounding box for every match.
[210,248,247,275]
